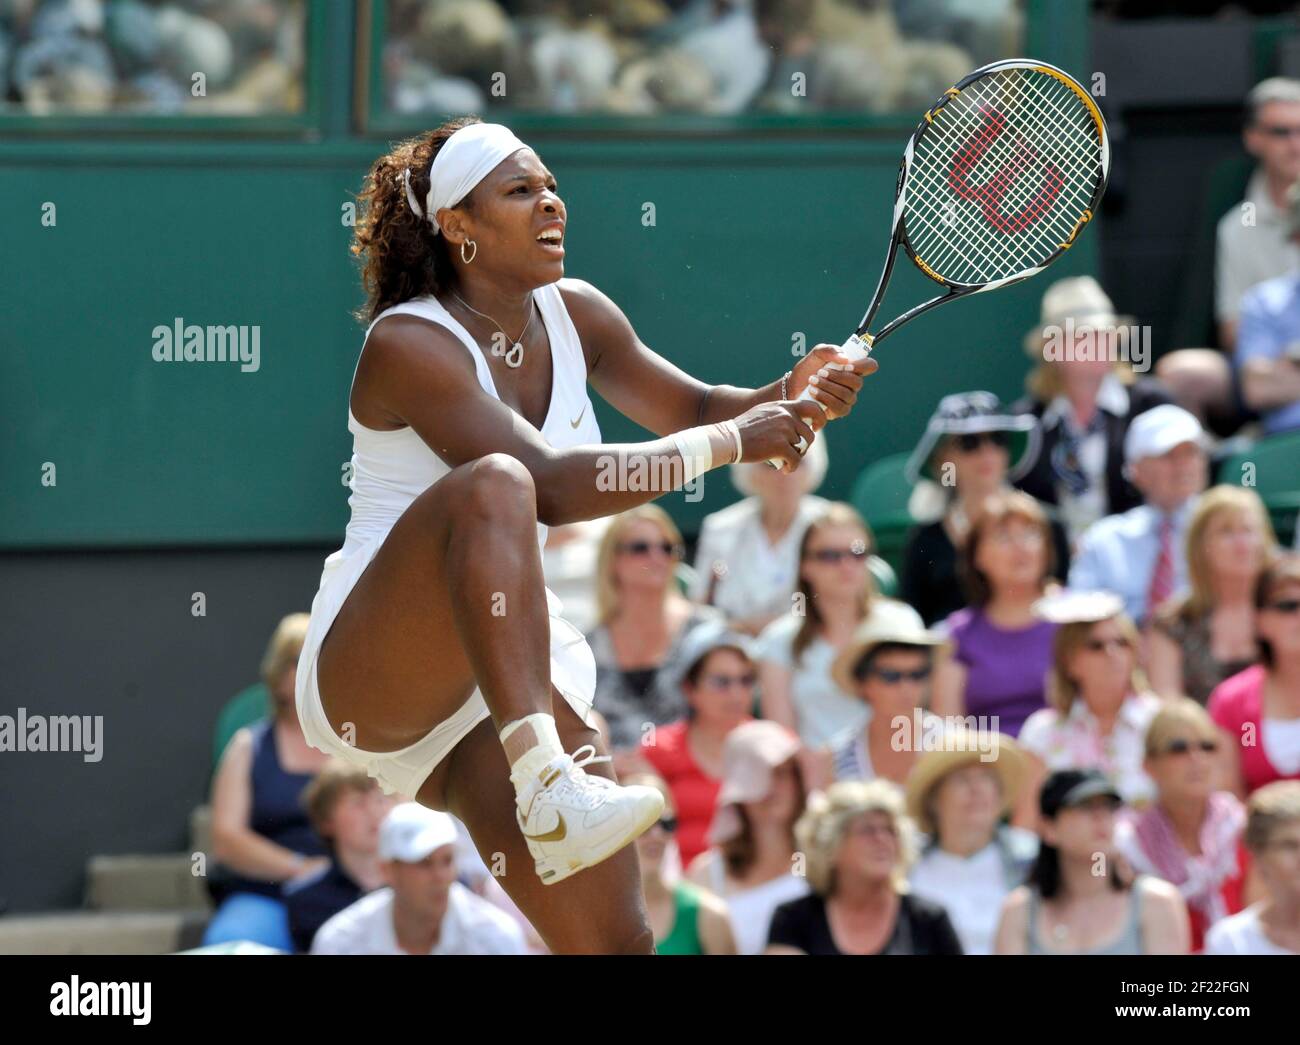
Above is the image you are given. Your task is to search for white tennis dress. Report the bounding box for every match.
[295,278,603,798]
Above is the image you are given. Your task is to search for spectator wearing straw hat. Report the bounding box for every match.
[766,779,964,955]
[1019,591,1162,807]
[690,431,830,635]
[824,599,948,786]
[994,769,1189,954]
[905,728,1038,955]
[311,803,526,955]
[1013,275,1173,544]
[1114,699,1247,953]
[638,621,758,866]
[1204,780,1300,955]
[1068,404,1210,625]
[686,720,812,954]
[900,390,1068,627]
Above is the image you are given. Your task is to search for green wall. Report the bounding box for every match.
[1,2,1094,548]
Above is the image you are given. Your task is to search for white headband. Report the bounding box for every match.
[403,123,528,236]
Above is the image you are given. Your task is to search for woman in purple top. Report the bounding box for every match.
[933,490,1060,738]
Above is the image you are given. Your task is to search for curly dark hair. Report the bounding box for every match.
[351,115,484,325]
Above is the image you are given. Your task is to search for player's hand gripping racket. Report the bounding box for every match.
[775,58,1109,464]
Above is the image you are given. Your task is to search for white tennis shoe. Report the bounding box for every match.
[515,745,664,885]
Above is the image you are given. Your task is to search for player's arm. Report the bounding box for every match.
[354,315,821,526]
[560,279,877,434]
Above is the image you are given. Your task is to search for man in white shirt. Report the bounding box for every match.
[311,803,527,955]
[1216,77,1300,350]
[1069,406,1210,624]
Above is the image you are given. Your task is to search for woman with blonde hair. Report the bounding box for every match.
[1019,592,1162,806]
[1114,699,1247,952]
[1148,486,1277,705]
[690,431,831,636]
[755,503,880,751]
[585,504,723,750]
[205,613,333,949]
[765,779,963,954]
[931,489,1060,738]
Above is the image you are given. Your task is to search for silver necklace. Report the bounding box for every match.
[451,291,534,369]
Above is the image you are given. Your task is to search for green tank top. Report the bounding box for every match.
[656,883,705,955]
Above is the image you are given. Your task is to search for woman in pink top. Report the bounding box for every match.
[1209,553,1300,796]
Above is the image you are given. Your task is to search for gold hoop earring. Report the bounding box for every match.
[461,239,477,264]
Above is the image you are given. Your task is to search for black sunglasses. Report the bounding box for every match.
[618,540,681,558]
[953,431,1009,453]
[1162,738,1218,757]
[1266,599,1300,615]
[653,816,678,834]
[861,666,932,684]
[806,547,869,564]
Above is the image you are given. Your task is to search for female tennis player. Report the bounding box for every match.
[296,117,878,954]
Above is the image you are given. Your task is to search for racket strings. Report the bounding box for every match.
[910,79,1096,282]
[904,67,1103,285]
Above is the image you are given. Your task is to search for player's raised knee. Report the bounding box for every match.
[461,452,537,522]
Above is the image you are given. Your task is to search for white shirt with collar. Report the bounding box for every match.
[1018,692,1161,806]
[1068,499,1193,623]
[310,883,527,956]
[690,494,830,621]
[1041,374,1130,544]
[1216,169,1300,324]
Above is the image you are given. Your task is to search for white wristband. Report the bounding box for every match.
[671,425,716,485]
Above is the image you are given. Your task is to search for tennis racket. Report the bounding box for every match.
[781,58,1109,459]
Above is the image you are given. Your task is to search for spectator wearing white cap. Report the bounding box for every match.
[311,803,526,955]
[1014,276,1174,544]
[685,720,812,954]
[690,431,830,636]
[1068,405,1210,625]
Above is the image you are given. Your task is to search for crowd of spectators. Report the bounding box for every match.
[0,0,305,114]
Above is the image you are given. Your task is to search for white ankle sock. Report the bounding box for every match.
[500,713,565,801]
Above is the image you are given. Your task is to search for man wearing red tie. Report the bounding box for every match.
[1068,405,1211,624]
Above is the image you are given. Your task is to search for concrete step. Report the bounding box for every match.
[0,910,208,955]
[85,854,211,912]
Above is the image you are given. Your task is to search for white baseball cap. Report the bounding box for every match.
[1123,404,1207,466]
[377,802,459,863]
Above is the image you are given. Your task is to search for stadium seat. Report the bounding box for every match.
[1216,430,1300,544]
[850,452,916,578]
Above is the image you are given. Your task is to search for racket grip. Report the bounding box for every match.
[766,334,873,468]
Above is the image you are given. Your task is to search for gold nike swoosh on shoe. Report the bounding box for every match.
[570,403,587,428]
[523,814,567,843]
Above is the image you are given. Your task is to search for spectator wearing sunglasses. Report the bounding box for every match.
[755,504,881,751]
[901,391,1067,626]
[686,721,812,954]
[931,490,1060,739]
[637,623,758,865]
[1209,552,1300,796]
[1215,78,1300,352]
[1148,486,1277,706]
[1204,780,1300,955]
[824,600,948,786]
[766,779,964,955]
[585,506,723,750]
[1014,276,1174,543]
[690,431,831,636]
[994,769,1190,954]
[1114,699,1247,952]
[624,772,737,955]
[905,727,1038,955]
[1019,592,1161,807]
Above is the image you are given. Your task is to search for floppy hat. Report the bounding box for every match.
[664,619,756,697]
[378,802,459,863]
[707,720,802,845]
[831,599,948,695]
[904,728,1028,835]
[1032,589,1124,625]
[1022,275,1136,356]
[903,390,1039,485]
